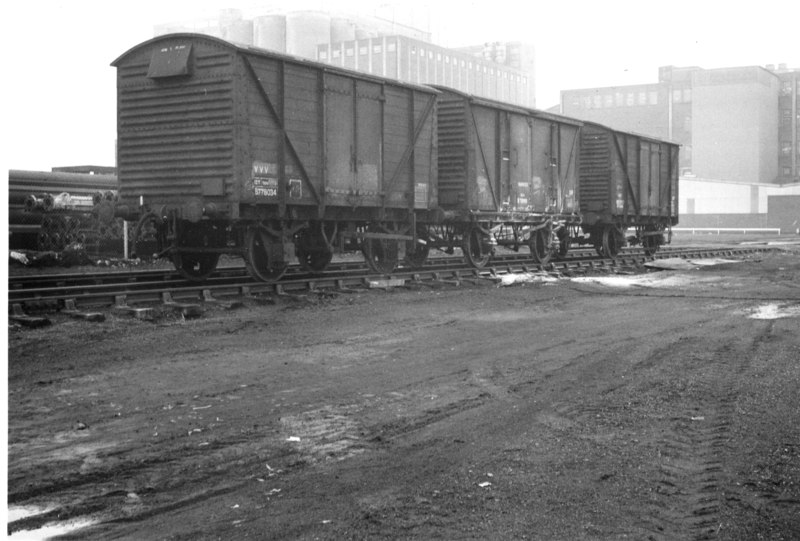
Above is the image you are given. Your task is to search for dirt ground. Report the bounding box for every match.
[7,242,800,540]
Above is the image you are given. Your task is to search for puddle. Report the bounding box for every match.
[748,303,800,320]
[571,274,698,289]
[468,312,534,323]
[686,258,743,266]
[7,506,97,540]
[645,257,743,270]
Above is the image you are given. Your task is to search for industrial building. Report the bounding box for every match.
[561,65,800,232]
[155,8,536,107]
[317,37,532,106]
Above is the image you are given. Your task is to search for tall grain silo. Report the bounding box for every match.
[222,19,254,45]
[285,11,331,59]
[254,15,287,52]
[331,17,356,43]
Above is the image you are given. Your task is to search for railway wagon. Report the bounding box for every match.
[112,34,438,280]
[575,122,679,257]
[431,88,583,266]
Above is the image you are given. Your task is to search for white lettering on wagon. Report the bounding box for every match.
[252,161,278,197]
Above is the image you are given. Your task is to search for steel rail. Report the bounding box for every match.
[8,246,774,321]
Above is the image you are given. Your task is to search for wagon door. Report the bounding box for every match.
[325,74,357,203]
[354,80,382,202]
[530,119,555,212]
[509,116,532,210]
[324,75,382,207]
[555,122,580,214]
[658,143,677,218]
[639,141,660,216]
[469,105,501,211]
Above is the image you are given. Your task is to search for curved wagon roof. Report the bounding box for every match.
[111,32,439,95]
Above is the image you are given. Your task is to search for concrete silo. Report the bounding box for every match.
[254,15,287,52]
[285,11,331,59]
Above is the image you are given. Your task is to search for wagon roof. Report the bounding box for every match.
[581,120,681,147]
[429,85,584,127]
[112,32,440,95]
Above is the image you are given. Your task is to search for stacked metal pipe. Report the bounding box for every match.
[8,169,119,252]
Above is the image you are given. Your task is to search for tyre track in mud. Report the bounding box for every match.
[642,323,773,540]
[8,376,496,536]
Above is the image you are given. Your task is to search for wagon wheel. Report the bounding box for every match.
[599,225,625,258]
[244,225,287,282]
[172,252,220,281]
[404,226,430,269]
[529,227,552,265]
[295,227,333,274]
[361,235,399,274]
[461,225,492,268]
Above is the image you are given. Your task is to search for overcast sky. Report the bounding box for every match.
[2,0,798,172]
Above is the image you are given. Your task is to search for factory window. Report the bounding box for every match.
[462,60,466,67]
[346,48,354,56]
[445,56,450,64]
[411,46,416,54]
[683,116,692,130]
[468,62,473,69]
[332,50,340,58]
[483,66,487,72]
[373,45,382,53]
[594,95,602,108]
[780,81,792,95]
[626,93,634,106]
[583,96,592,108]
[672,89,682,102]
[428,51,433,59]
[649,92,658,105]
[319,51,328,60]
[420,47,425,57]
[387,43,396,52]
[781,109,792,125]
[359,46,367,55]
[604,94,613,107]
[638,92,647,105]
[784,167,792,176]
[781,142,792,155]
[437,53,442,61]
[683,88,692,102]
[615,92,623,106]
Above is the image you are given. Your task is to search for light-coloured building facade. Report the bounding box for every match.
[561,64,800,186]
[317,36,531,107]
[155,9,536,108]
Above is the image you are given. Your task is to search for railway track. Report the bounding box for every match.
[8,245,773,325]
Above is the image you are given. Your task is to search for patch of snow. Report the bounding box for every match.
[7,512,97,541]
[498,272,558,286]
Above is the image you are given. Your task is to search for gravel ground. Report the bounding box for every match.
[6,241,800,540]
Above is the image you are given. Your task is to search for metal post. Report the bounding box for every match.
[123,220,129,259]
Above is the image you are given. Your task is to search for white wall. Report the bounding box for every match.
[680,177,800,214]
